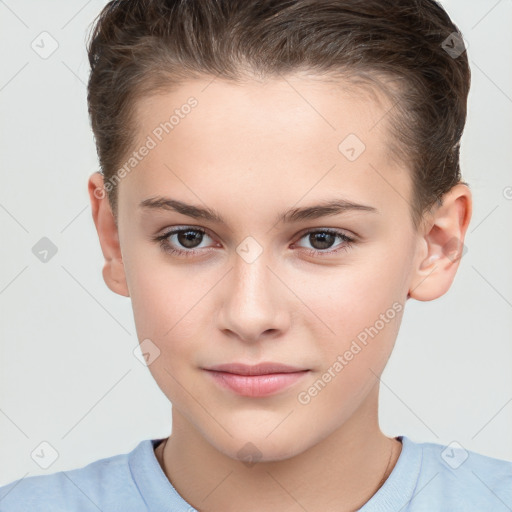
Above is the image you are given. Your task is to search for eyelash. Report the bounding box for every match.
[153,226,356,259]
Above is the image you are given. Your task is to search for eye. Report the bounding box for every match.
[294,229,356,257]
[153,226,214,258]
[153,226,356,258]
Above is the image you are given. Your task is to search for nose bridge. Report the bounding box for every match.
[233,248,271,297]
[231,233,275,297]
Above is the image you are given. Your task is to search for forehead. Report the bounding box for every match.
[134,73,395,156]
[119,74,411,224]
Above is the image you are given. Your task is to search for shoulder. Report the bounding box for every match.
[365,436,512,512]
[413,437,512,510]
[0,440,151,512]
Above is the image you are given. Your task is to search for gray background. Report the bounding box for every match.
[0,0,511,485]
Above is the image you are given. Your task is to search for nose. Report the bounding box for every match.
[217,251,291,344]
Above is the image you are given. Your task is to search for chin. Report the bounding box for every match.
[211,430,312,466]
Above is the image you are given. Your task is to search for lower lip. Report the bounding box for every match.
[204,370,310,397]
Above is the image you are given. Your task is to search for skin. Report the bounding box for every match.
[88,73,472,512]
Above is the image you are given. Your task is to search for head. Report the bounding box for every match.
[87,0,472,462]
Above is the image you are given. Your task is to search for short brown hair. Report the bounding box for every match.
[86,0,471,230]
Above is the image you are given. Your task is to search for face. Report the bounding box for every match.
[114,74,421,461]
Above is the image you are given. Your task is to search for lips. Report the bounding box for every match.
[204,362,308,375]
[202,362,310,397]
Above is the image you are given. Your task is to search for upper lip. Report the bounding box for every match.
[204,362,309,376]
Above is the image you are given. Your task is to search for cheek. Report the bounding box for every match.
[127,250,202,331]
[127,259,223,373]
[128,267,207,399]
[127,263,188,349]
[296,287,403,418]
[296,252,407,382]
[308,262,404,332]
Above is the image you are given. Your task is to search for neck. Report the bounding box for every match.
[155,387,402,512]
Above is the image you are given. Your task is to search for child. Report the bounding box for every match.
[1,0,511,510]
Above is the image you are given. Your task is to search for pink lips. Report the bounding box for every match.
[203,362,310,397]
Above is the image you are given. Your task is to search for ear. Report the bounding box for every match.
[87,172,130,297]
[408,183,472,301]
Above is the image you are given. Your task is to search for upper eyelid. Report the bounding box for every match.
[295,226,354,238]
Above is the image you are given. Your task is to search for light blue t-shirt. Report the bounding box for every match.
[1,435,511,511]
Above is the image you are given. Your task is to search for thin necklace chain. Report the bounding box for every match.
[157,436,399,511]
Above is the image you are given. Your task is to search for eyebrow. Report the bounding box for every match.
[139,196,378,224]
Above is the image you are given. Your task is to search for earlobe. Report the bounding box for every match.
[408,183,472,302]
[88,172,130,298]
